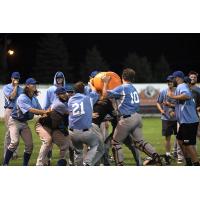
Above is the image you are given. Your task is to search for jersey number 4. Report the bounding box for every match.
[72,102,85,116]
[130,91,140,104]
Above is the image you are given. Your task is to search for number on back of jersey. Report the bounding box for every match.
[130,91,139,104]
[72,102,85,116]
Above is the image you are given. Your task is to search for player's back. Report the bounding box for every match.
[68,93,93,130]
[111,83,140,115]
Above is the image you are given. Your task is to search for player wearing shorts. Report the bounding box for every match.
[102,68,162,166]
[168,71,199,166]
[157,75,178,164]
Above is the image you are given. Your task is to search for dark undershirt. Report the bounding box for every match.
[92,99,116,127]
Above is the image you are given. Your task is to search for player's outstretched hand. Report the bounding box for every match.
[101,75,111,84]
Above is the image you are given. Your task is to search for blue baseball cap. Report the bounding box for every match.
[56,72,64,78]
[55,87,67,95]
[11,72,20,79]
[65,84,74,92]
[172,71,185,79]
[90,70,100,78]
[166,75,174,82]
[25,78,38,85]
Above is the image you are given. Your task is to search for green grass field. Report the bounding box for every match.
[0,118,199,166]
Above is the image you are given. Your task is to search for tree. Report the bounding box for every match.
[81,46,109,82]
[0,35,11,83]
[153,55,170,82]
[123,52,152,83]
[34,34,72,83]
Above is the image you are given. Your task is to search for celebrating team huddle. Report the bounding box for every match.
[1,68,200,166]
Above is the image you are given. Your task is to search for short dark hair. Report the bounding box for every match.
[74,81,85,94]
[122,68,136,82]
[188,70,198,77]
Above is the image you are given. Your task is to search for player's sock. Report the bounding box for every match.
[23,152,31,166]
[185,157,193,166]
[3,149,14,165]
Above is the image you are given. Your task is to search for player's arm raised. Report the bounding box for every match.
[101,75,111,98]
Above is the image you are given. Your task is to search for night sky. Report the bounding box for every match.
[2,33,200,78]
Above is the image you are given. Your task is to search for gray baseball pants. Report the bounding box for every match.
[35,123,70,166]
[112,112,157,165]
[7,117,33,154]
[69,128,99,166]
[4,108,18,157]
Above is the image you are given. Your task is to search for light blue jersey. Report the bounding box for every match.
[12,94,42,122]
[175,83,199,124]
[157,87,176,121]
[3,84,23,109]
[43,72,66,109]
[68,92,99,130]
[107,83,140,116]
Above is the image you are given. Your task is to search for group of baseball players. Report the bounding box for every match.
[1,68,200,166]
[156,70,200,166]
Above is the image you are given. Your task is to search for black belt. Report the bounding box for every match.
[69,128,89,132]
[12,117,26,123]
[122,115,131,118]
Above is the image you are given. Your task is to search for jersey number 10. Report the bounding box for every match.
[130,91,140,104]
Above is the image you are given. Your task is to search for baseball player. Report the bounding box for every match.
[68,81,100,166]
[92,97,143,166]
[2,72,23,159]
[36,87,71,166]
[3,78,49,166]
[187,71,200,139]
[43,71,66,110]
[91,98,117,165]
[156,75,181,165]
[102,68,162,166]
[43,71,66,164]
[168,71,199,165]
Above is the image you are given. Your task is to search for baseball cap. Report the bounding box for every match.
[90,70,100,78]
[172,71,185,79]
[65,84,74,92]
[184,76,191,84]
[55,87,67,95]
[166,75,174,82]
[11,72,20,79]
[25,78,38,85]
[56,72,64,78]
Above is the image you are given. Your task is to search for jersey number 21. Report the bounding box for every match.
[72,102,85,116]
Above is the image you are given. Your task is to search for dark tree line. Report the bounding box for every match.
[1,34,171,84]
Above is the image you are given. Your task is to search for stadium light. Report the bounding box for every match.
[8,49,15,56]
